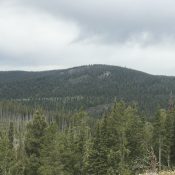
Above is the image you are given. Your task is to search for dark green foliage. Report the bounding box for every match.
[25,111,47,157]
[88,102,144,174]
[87,121,109,175]
[24,111,47,175]
[24,155,40,175]
[54,111,91,175]
[39,124,64,175]
[10,161,25,175]
[2,100,175,174]
[0,65,174,115]
[0,131,15,175]
[169,110,175,165]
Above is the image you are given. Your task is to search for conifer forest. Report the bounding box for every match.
[1,65,175,175]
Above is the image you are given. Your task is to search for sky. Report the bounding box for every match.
[1,0,175,75]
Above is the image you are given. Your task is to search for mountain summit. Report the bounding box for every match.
[0,64,174,114]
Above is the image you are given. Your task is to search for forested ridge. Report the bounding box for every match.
[0,64,175,115]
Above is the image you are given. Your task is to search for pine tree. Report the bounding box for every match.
[169,110,175,166]
[0,131,15,175]
[88,120,109,175]
[24,111,47,175]
[164,111,175,168]
[38,124,64,175]
[108,102,131,174]
[153,109,167,171]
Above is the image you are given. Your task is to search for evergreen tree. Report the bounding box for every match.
[108,102,131,174]
[0,131,15,175]
[24,111,47,175]
[164,110,175,167]
[169,110,175,165]
[153,109,167,171]
[88,120,109,175]
[39,124,64,175]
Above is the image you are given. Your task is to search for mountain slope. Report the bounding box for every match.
[0,64,174,115]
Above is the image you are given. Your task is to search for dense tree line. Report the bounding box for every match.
[1,101,175,174]
[1,65,175,115]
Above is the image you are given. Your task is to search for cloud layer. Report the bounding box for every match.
[1,0,175,75]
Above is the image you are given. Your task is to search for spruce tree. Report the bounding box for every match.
[88,120,109,175]
[153,109,167,171]
[24,111,47,175]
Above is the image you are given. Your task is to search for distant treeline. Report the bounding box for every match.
[1,64,175,115]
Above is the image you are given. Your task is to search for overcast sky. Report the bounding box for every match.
[1,0,175,75]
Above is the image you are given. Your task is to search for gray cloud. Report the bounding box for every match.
[1,0,175,75]
[14,0,175,44]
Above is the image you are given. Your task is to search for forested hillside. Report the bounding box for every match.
[1,65,175,174]
[0,65,175,115]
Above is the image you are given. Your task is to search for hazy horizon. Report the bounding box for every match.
[0,64,174,77]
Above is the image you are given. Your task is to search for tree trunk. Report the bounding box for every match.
[167,154,170,168]
[159,137,161,171]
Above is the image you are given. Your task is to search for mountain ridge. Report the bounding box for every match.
[0,64,174,115]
